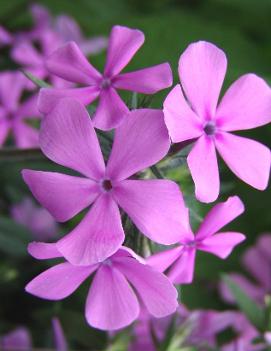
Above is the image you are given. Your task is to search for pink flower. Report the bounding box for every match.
[0,328,32,351]
[0,26,13,47]
[11,198,58,241]
[22,98,187,265]
[38,25,173,130]
[0,71,40,148]
[26,242,178,331]
[148,196,245,284]
[164,41,271,203]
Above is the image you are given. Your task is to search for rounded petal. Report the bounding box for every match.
[196,196,245,240]
[106,109,170,180]
[1,328,32,350]
[40,98,105,179]
[114,63,173,94]
[179,41,227,119]
[46,41,101,84]
[92,88,129,131]
[12,122,39,149]
[22,170,99,222]
[52,318,68,351]
[86,265,140,330]
[164,84,203,143]
[104,25,144,77]
[28,242,61,260]
[187,135,220,203]
[113,179,188,245]
[11,41,42,66]
[25,262,97,300]
[116,258,178,318]
[38,86,100,115]
[0,71,25,110]
[167,248,196,284]
[57,194,124,266]
[215,132,271,190]
[216,74,271,131]
[17,94,40,119]
[147,246,184,273]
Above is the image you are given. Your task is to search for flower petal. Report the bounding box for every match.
[11,41,42,66]
[52,318,68,351]
[167,247,196,284]
[196,196,244,240]
[114,63,173,94]
[22,170,99,222]
[179,41,227,119]
[25,262,97,300]
[147,246,183,273]
[198,232,245,259]
[57,194,124,265]
[12,122,39,148]
[86,264,140,330]
[116,257,178,318]
[215,132,271,190]
[28,242,61,260]
[114,179,188,244]
[216,74,271,131]
[92,88,129,131]
[1,328,32,350]
[38,86,100,114]
[17,94,39,119]
[106,109,170,180]
[0,71,25,110]
[46,41,101,84]
[104,25,144,77]
[164,84,203,143]
[40,98,105,179]
[187,135,220,203]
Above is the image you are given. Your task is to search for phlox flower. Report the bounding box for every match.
[25,242,178,331]
[164,41,271,203]
[148,196,245,284]
[38,25,173,130]
[22,98,187,266]
[0,26,13,47]
[0,71,40,148]
[11,198,58,241]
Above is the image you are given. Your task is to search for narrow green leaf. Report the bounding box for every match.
[22,70,52,88]
[150,165,164,179]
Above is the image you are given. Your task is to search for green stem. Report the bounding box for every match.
[150,165,164,179]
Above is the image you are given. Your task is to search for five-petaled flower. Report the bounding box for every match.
[164,41,271,203]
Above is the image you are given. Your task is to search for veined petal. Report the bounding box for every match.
[57,194,124,265]
[215,132,271,190]
[104,25,144,77]
[85,264,140,330]
[179,41,227,119]
[114,63,173,93]
[216,74,271,131]
[46,41,101,84]
[28,242,62,260]
[167,247,196,284]
[187,135,220,203]
[113,179,188,245]
[40,98,105,179]
[106,109,170,180]
[22,170,99,222]
[164,84,203,143]
[25,262,97,300]
[147,246,184,273]
[196,196,244,240]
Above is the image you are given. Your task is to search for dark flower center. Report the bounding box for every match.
[102,179,113,192]
[100,78,111,89]
[204,121,216,136]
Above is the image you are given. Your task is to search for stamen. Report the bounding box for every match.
[204,121,216,136]
[102,179,113,192]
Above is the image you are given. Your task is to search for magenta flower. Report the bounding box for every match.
[0,328,32,351]
[22,98,187,265]
[164,41,271,203]
[26,242,178,331]
[38,25,173,130]
[11,198,58,241]
[0,26,13,47]
[148,196,245,284]
[0,71,40,148]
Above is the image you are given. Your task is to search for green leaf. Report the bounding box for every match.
[222,275,265,331]
[22,71,52,88]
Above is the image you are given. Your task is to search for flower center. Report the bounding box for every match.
[100,78,111,89]
[101,179,113,192]
[103,258,112,266]
[203,121,216,136]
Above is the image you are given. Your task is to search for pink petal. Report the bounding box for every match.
[30,4,51,31]
[187,135,220,203]
[80,37,108,56]
[1,328,32,350]
[167,247,196,284]
[106,109,170,180]
[198,232,245,258]
[113,179,188,245]
[38,86,100,114]
[0,71,25,111]
[57,194,124,265]
[0,26,13,46]
[163,84,203,143]
[22,170,99,222]
[115,257,178,318]
[12,122,39,148]
[196,196,244,240]
[104,25,144,77]
[92,88,129,131]
[52,318,68,351]
[28,242,61,260]
[86,264,140,330]
[215,132,271,190]
[40,98,105,179]
[179,41,227,119]
[11,41,42,66]
[216,74,271,131]
[17,94,39,119]
[46,41,101,84]
[25,262,97,300]
[0,120,9,146]
[114,63,173,94]
[147,246,184,273]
